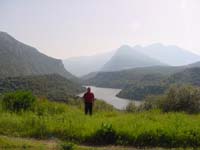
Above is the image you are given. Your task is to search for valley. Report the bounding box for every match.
[0,32,200,149]
[2,0,200,149]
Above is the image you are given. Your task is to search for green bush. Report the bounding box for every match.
[2,91,36,112]
[138,85,200,114]
[90,123,117,145]
[139,95,165,111]
[125,102,138,112]
[60,142,74,150]
[161,85,200,113]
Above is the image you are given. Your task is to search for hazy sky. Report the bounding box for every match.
[1,0,200,59]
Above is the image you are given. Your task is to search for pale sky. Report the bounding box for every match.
[1,0,200,59]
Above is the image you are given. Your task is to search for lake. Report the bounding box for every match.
[78,86,141,110]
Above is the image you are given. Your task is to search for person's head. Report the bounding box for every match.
[87,87,91,92]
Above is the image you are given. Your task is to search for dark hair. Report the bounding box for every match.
[87,87,91,91]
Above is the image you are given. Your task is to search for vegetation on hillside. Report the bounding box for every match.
[168,67,200,86]
[0,74,83,101]
[83,69,169,88]
[100,67,200,101]
[83,66,189,100]
[126,85,200,114]
[83,66,185,87]
[117,84,167,100]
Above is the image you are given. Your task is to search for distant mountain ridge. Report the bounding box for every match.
[101,45,166,72]
[65,43,200,77]
[0,31,74,79]
[63,51,115,77]
[139,43,200,66]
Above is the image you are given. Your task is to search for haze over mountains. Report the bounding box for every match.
[2,31,198,80]
[81,44,200,100]
[64,44,200,77]
[101,45,165,72]
[140,43,200,66]
[0,32,74,79]
[63,51,115,77]
[1,31,200,102]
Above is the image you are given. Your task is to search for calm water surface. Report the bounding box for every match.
[79,86,141,110]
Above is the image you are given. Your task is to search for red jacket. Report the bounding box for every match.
[83,92,94,103]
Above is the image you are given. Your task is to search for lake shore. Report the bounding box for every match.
[79,86,141,110]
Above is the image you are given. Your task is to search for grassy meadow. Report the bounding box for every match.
[0,91,199,149]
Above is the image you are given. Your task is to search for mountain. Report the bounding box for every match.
[0,32,75,79]
[0,74,83,101]
[82,65,192,100]
[83,66,173,100]
[187,61,200,68]
[63,51,115,77]
[65,43,200,77]
[83,56,200,101]
[111,67,200,100]
[101,45,166,72]
[115,67,200,100]
[140,43,200,66]
[81,72,98,80]
[168,67,200,86]
[83,66,185,88]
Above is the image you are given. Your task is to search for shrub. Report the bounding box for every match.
[161,85,200,113]
[139,95,165,111]
[90,123,117,145]
[125,102,138,112]
[94,100,115,112]
[2,91,36,112]
[60,142,74,150]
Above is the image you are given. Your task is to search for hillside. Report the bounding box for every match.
[83,65,200,100]
[83,66,185,88]
[168,67,200,86]
[0,74,83,101]
[101,45,165,72]
[140,43,200,66]
[63,51,115,77]
[118,67,200,100]
[187,61,200,68]
[0,32,75,79]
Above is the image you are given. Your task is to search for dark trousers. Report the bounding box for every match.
[85,102,93,115]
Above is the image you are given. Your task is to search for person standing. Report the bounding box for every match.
[83,87,95,115]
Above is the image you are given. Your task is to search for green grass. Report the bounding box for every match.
[0,98,199,148]
[0,136,48,149]
[0,136,197,150]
